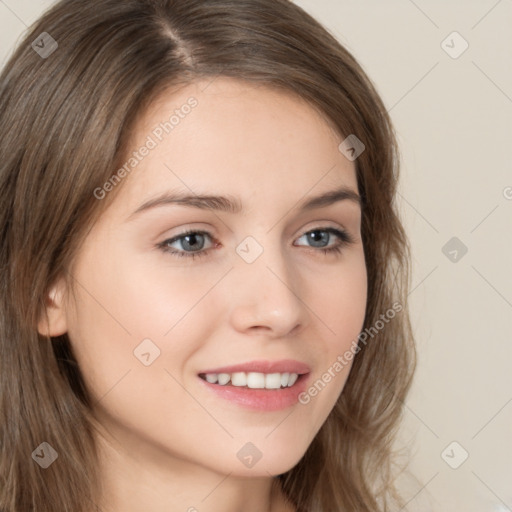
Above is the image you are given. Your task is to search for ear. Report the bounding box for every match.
[37,277,68,337]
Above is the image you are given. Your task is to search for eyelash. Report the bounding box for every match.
[156,227,355,260]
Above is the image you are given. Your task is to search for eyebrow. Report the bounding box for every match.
[126,185,362,221]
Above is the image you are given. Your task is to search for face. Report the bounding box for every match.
[45,77,367,478]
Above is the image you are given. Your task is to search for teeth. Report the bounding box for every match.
[201,371,300,389]
[231,372,246,386]
[287,373,298,386]
[217,373,230,385]
[265,373,282,389]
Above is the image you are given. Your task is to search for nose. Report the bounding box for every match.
[227,239,308,338]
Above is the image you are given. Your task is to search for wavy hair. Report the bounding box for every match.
[0,0,416,510]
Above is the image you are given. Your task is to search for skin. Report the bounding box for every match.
[39,77,367,512]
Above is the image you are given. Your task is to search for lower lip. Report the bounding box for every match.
[198,374,310,411]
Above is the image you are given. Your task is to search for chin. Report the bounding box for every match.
[215,447,307,478]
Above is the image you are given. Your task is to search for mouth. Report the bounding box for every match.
[197,365,311,411]
[198,371,307,390]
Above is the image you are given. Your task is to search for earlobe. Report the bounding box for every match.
[37,278,68,337]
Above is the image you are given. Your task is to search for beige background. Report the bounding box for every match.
[1,1,511,510]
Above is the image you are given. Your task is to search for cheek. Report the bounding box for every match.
[63,255,209,451]
[297,250,367,423]
[64,249,227,399]
[318,248,368,347]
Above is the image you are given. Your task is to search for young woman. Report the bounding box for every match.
[0,1,416,510]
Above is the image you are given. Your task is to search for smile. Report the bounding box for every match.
[199,371,299,389]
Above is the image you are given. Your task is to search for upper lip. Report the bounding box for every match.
[198,359,311,375]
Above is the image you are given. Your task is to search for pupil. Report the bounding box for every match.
[309,230,327,246]
[185,234,203,250]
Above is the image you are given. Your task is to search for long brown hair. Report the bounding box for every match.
[0,0,416,510]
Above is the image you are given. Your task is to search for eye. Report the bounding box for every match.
[156,227,355,260]
[157,230,215,260]
[294,227,355,256]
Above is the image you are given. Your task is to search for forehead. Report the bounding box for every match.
[110,77,358,216]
